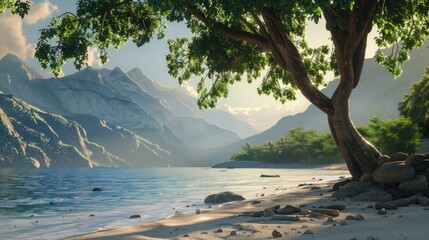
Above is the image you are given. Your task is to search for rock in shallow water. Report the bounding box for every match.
[204,191,245,204]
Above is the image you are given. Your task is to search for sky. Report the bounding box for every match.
[0,0,380,131]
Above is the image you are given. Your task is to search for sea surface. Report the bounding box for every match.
[0,167,349,240]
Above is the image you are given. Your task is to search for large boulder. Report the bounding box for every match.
[332,181,367,199]
[352,190,393,202]
[414,160,429,172]
[398,180,429,196]
[204,191,245,204]
[372,162,415,185]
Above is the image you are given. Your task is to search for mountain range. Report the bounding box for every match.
[0,54,256,168]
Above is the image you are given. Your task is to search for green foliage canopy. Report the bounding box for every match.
[34,0,429,108]
[358,116,421,155]
[399,66,429,137]
[0,0,31,18]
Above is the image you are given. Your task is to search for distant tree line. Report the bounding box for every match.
[232,116,421,164]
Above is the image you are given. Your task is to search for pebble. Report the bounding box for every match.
[89,214,95,217]
[324,204,346,211]
[311,186,322,190]
[183,234,189,237]
[92,187,103,192]
[304,230,314,234]
[129,215,141,219]
[230,231,237,236]
[201,232,208,234]
[327,217,336,222]
[345,215,355,220]
[251,200,261,205]
[195,209,201,214]
[340,221,348,225]
[355,214,365,221]
[272,230,282,238]
[215,229,223,233]
[378,208,387,215]
[264,209,275,217]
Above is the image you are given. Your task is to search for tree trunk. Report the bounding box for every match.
[328,88,381,180]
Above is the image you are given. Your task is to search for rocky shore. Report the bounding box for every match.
[67,155,429,240]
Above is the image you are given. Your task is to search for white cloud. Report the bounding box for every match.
[180,81,198,97]
[0,1,58,59]
[86,48,103,68]
[0,13,34,59]
[24,0,58,25]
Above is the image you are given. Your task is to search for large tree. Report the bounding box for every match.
[34,0,429,179]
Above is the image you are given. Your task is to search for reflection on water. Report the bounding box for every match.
[0,167,349,239]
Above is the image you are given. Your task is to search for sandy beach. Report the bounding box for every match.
[65,174,429,240]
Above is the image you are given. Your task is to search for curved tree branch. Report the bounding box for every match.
[185,5,271,52]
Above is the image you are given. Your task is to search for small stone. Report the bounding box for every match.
[230,231,237,236]
[359,172,373,183]
[201,232,208,234]
[251,211,264,217]
[92,187,103,192]
[345,215,355,220]
[215,229,223,233]
[304,230,314,234]
[272,230,282,238]
[195,209,201,214]
[419,197,429,206]
[277,205,301,215]
[251,200,261,205]
[129,215,141,219]
[183,234,189,237]
[312,208,340,217]
[264,209,275,217]
[89,214,95,217]
[327,217,336,222]
[378,208,387,215]
[309,212,327,219]
[340,221,348,225]
[367,205,374,209]
[311,186,322,190]
[355,214,364,221]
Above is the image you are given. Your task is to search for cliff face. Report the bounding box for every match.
[0,91,178,168]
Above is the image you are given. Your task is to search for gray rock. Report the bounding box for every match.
[399,180,428,196]
[230,231,237,236]
[129,215,141,219]
[333,178,352,191]
[359,173,373,183]
[277,205,301,215]
[414,160,429,172]
[405,154,426,166]
[304,230,314,234]
[264,209,275,217]
[389,152,408,162]
[386,188,404,200]
[204,191,245,204]
[323,204,346,211]
[92,187,103,192]
[355,214,364,221]
[345,215,355,220]
[419,197,429,206]
[352,191,393,202]
[378,155,390,166]
[309,212,328,219]
[332,181,367,199]
[415,175,428,182]
[378,208,387,215]
[261,174,280,178]
[372,162,415,185]
[272,230,282,238]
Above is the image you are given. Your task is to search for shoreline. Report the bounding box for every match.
[65,172,429,240]
[211,161,348,171]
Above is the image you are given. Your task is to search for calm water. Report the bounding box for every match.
[0,167,349,239]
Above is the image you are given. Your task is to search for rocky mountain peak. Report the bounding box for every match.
[0,53,42,80]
